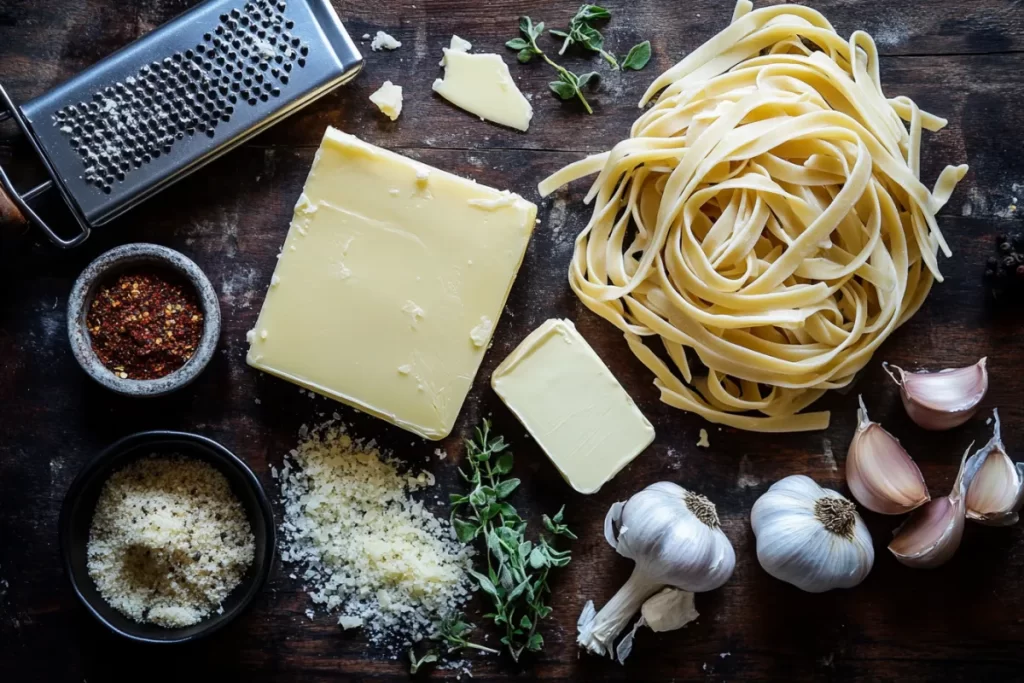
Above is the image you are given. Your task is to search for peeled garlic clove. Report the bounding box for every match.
[883,358,988,431]
[846,396,930,515]
[965,410,1024,526]
[889,449,970,568]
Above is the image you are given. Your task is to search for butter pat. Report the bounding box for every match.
[369,81,403,120]
[492,319,655,494]
[433,49,533,131]
[248,128,536,440]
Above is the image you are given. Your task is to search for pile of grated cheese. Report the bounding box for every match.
[87,456,254,628]
[278,420,473,647]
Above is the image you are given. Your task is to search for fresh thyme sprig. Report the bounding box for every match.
[449,420,576,662]
[506,16,599,113]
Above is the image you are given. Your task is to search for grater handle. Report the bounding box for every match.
[0,185,26,225]
[0,82,90,248]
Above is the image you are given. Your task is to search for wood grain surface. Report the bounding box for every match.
[1,1,1023,681]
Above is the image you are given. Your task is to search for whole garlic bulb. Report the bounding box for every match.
[579,482,735,660]
[751,475,874,593]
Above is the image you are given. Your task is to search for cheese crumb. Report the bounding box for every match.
[468,190,520,210]
[339,615,364,629]
[278,422,472,646]
[697,428,710,448]
[369,81,403,121]
[370,30,401,51]
[469,316,493,347]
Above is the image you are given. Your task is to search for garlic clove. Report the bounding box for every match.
[640,588,698,632]
[883,358,988,431]
[846,396,930,515]
[614,589,700,664]
[889,448,970,568]
[965,410,1024,526]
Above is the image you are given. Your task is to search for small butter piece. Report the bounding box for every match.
[370,30,401,51]
[369,81,403,120]
[248,128,536,440]
[492,319,655,494]
[433,50,533,131]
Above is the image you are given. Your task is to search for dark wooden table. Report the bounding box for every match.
[2,1,1023,680]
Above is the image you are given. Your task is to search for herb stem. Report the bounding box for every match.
[541,53,594,114]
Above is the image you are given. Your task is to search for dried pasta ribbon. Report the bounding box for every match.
[540,1,968,432]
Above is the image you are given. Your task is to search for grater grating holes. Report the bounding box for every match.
[51,0,308,194]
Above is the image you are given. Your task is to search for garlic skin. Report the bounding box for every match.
[846,396,930,515]
[965,410,1024,526]
[578,482,735,660]
[883,358,988,431]
[889,448,971,568]
[751,475,874,593]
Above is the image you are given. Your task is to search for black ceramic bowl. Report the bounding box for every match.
[59,431,275,644]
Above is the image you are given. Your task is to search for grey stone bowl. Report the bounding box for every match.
[67,244,221,397]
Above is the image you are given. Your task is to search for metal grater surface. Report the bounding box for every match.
[19,0,361,228]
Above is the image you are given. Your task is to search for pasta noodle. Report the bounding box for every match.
[539,1,968,432]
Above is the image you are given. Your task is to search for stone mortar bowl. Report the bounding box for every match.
[67,243,221,397]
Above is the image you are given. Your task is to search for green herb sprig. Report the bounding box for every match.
[506,17,599,113]
[551,4,618,68]
[449,420,576,662]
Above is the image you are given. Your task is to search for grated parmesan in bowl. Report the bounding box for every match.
[86,455,255,628]
[277,421,473,648]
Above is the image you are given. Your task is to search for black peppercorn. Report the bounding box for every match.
[987,231,1024,299]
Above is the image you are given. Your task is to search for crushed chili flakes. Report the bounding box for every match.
[87,268,204,380]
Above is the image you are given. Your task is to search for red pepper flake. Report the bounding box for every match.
[87,268,204,380]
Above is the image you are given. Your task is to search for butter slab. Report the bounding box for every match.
[491,319,656,494]
[248,128,536,439]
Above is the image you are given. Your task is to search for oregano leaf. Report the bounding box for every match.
[622,40,652,70]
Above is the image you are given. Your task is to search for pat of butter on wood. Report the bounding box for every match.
[247,128,537,440]
[491,319,656,494]
[433,48,533,131]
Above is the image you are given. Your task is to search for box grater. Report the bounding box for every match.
[0,0,362,247]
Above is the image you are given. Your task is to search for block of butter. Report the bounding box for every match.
[247,127,536,440]
[491,319,655,494]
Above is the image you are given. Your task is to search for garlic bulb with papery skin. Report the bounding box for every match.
[846,396,930,514]
[965,410,1024,526]
[578,482,735,660]
[751,475,874,592]
[889,448,972,568]
[883,358,988,431]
